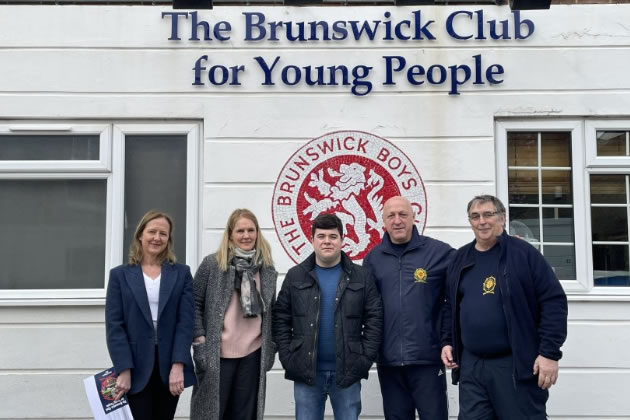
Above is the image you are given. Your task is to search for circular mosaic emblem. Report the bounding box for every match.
[272,130,427,263]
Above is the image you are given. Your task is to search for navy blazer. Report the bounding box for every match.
[105,262,196,394]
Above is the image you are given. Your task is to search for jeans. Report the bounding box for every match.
[294,370,361,420]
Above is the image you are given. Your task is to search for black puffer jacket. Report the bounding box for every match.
[272,251,383,388]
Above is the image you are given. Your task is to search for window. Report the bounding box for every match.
[586,121,630,289]
[506,131,576,280]
[123,134,189,263]
[497,120,589,293]
[0,122,199,301]
[589,172,629,286]
[498,119,630,295]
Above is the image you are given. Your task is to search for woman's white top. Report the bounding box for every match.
[143,272,161,333]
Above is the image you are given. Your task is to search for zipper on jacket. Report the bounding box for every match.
[383,244,422,367]
[311,273,321,382]
[399,256,404,366]
[500,267,512,342]
[338,273,349,377]
[453,261,473,363]
[501,265,517,382]
[493,235,517,382]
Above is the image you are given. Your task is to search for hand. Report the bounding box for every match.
[441,345,458,369]
[114,369,131,400]
[192,336,206,345]
[169,363,185,396]
[533,355,559,389]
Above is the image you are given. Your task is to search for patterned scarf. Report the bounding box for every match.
[232,247,265,318]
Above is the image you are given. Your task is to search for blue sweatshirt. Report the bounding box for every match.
[314,263,342,371]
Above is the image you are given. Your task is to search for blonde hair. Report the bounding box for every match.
[128,210,177,265]
[216,209,274,272]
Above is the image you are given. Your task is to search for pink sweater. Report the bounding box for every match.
[220,271,263,358]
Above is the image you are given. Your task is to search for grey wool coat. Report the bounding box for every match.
[190,253,277,420]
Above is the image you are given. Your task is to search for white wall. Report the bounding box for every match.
[2,301,629,418]
[1,4,629,418]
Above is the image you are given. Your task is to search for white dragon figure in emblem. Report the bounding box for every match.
[302,162,385,257]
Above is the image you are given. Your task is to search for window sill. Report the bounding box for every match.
[567,292,630,302]
[0,298,105,306]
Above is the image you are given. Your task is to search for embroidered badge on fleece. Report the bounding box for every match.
[414,268,427,284]
[483,276,496,295]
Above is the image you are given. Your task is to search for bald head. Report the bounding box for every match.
[382,196,416,244]
[383,196,413,215]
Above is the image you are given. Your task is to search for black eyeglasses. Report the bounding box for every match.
[468,211,500,221]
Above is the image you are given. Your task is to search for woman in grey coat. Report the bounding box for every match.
[190,209,277,420]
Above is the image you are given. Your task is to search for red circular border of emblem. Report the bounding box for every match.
[271,130,427,264]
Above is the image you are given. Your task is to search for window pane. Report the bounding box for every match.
[0,135,99,160]
[596,131,626,157]
[542,208,574,242]
[541,170,572,205]
[590,174,626,204]
[593,245,629,286]
[509,207,540,241]
[591,207,628,241]
[541,132,571,167]
[507,132,537,166]
[543,245,576,280]
[509,169,538,204]
[0,179,106,289]
[124,135,187,262]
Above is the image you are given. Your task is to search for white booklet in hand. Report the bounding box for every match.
[83,368,134,420]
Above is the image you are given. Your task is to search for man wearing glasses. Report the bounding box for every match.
[441,194,568,419]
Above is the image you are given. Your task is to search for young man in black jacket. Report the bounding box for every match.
[273,213,383,420]
[441,195,568,419]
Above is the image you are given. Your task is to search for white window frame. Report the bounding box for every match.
[111,123,200,271]
[0,121,200,304]
[0,123,111,172]
[496,119,590,294]
[585,119,630,168]
[584,119,630,297]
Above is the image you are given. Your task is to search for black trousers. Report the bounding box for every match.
[458,350,548,420]
[219,348,262,420]
[127,348,180,420]
[377,363,448,420]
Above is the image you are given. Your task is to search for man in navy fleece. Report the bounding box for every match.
[441,195,568,419]
[363,196,454,420]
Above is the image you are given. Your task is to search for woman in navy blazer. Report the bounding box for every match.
[106,210,196,420]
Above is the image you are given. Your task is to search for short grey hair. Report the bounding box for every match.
[466,195,506,216]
